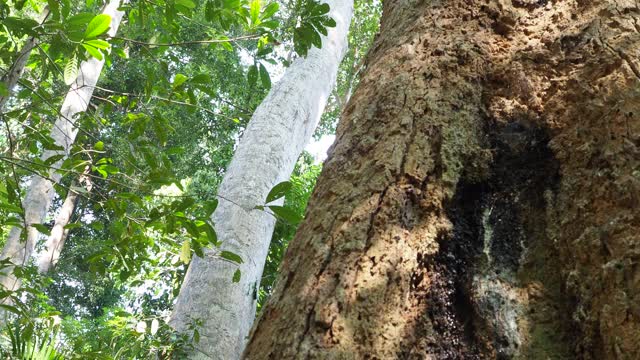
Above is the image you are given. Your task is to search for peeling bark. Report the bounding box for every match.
[245,1,640,359]
[0,0,125,296]
[168,1,353,359]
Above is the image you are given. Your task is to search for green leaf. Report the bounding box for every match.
[191,73,211,84]
[0,82,8,97]
[266,181,291,203]
[324,17,336,28]
[95,141,104,151]
[260,19,279,29]
[173,73,188,88]
[261,2,278,19]
[0,304,21,315]
[176,0,196,9]
[0,202,22,213]
[203,199,218,218]
[312,3,330,16]
[268,205,302,225]
[232,269,241,283]
[259,63,271,89]
[219,251,243,264]
[84,39,110,49]
[2,17,39,36]
[114,47,128,59]
[192,239,204,258]
[250,0,261,24]
[172,197,195,212]
[200,222,217,245]
[42,141,65,151]
[44,154,65,166]
[82,43,103,60]
[180,240,191,264]
[247,65,258,87]
[63,223,82,230]
[66,13,94,27]
[84,14,112,38]
[31,223,51,236]
[64,54,78,85]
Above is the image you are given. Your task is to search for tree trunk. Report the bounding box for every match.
[245,1,640,359]
[37,167,91,273]
[0,8,49,112]
[36,187,78,273]
[169,1,353,358]
[0,0,125,294]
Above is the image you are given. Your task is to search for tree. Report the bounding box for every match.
[245,1,640,359]
[169,1,354,358]
[0,7,49,112]
[0,0,125,296]
[37,169,91,273]
[0,0,381,356]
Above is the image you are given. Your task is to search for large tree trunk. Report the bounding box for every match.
[168,1,353,359]
[245,1,640,359]
[0,0,125,295]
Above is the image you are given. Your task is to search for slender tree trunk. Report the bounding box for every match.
[37,167,91,273]
[245,1,640,359]
[169,1,353,358]
[36,188,78,273]
[0,0,125,294]
[0,8,49,112]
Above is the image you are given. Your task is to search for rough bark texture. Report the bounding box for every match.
[168,1,353,359]
[0,0,125,294]
[245,1,640,359]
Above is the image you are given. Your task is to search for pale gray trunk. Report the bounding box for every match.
[0,8,49,111]
[169,1,354,359]
[37,167,91,273]
[36,183,79,273]
[0,0,125,294]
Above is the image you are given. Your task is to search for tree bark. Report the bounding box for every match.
[36,187,78,273]
[0,8,49,112]
[0,0,125,294]
[169,1,353,359]
[245,1,640,359]
[37,167,91,273]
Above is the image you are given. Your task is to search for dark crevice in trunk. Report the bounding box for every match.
[408,116,572,359]
[416,181,487,360]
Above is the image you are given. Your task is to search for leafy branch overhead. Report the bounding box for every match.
[293,0,336,57]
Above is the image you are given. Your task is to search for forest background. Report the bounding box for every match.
[0,0,380,357]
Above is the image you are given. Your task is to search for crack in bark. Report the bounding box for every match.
[293,215,341,355]
[616,49,640,81]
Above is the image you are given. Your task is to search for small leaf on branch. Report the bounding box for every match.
[84,39,111,49]
[64,55,78,85]
[266,181,292,203]
[268,205,302,225]
[180,240,191,264]
[32,223,51,236]
[82,43,103,60]
[220,251,243,264]
[85,14,112,39]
